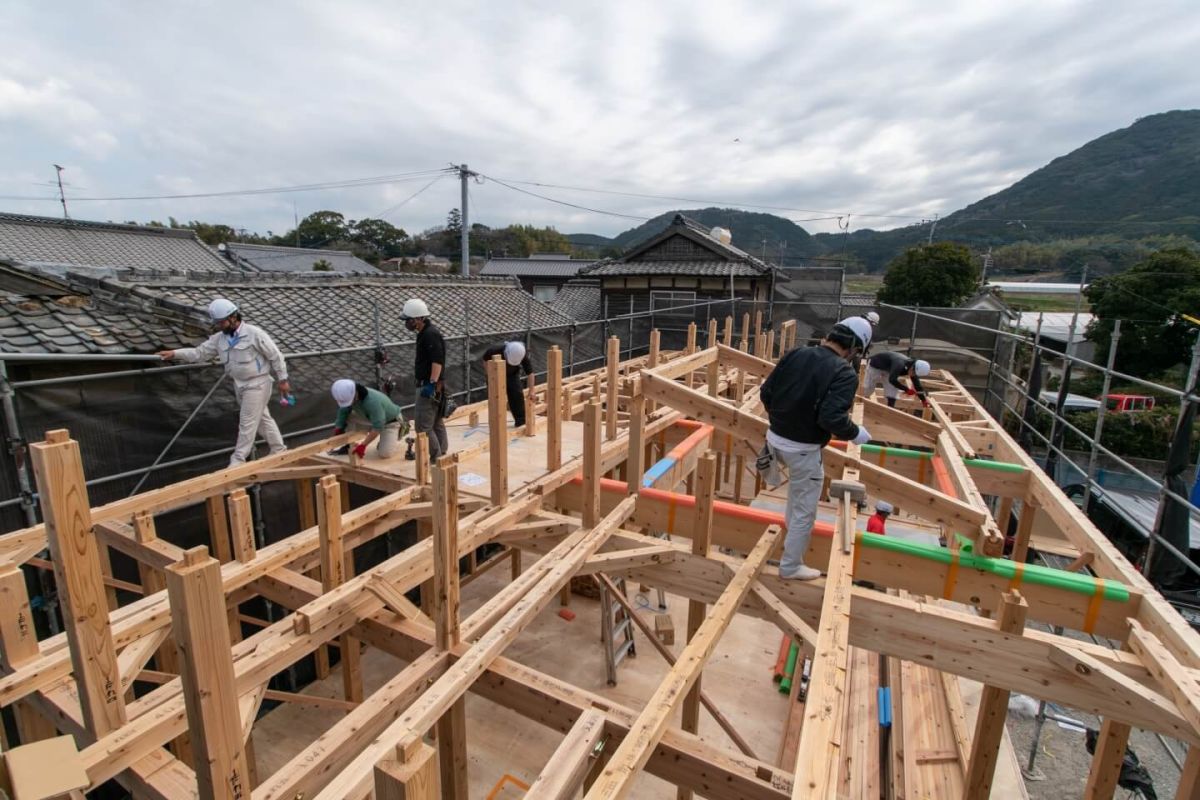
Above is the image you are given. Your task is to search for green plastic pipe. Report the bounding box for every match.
[779,641,799,694]
[859,443,1026,474]
[859,531,1131,602]
[962,457,1027,474]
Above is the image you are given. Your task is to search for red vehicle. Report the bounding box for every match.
[1104,393,1156,413]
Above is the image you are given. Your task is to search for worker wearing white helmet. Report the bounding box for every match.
[329,379,409,459]
[157,298,291,466]
[864,351,931,408]
[482,341,534,426]
[759,317,872,581]
[401,298,449,459]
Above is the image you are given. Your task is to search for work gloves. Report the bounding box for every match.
[852,426,872,445]
[352,443,367,459]
[420,383,436,398]
[333,427,344,435]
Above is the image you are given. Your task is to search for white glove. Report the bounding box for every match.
[851,426,871,445]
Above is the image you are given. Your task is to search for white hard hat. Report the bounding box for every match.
[331,379,356,408]
[913,359,931,377]
[865,311,880,325]
[401,298,430,319]
[876,500,894,514]
[835,316,872,349]
[504,341,526,367]
[208,298,238,321]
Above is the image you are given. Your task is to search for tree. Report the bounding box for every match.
[312,258,332,271]
[293,211,349,248]
[876,242,979,307]
[1086,248,1200,376]
[350,218,408,260]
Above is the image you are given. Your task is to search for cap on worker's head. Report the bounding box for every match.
[331,379,356,408]
[832,316,872,349]
[504,341,526,367]
[865,311,880,325]
[400,298,430,320]
[207,298,238,322]
[876,500,894,515]
[913,359,931,377]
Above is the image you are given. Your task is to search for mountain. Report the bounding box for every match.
[607,207,825,262]
[813,109,1200,270]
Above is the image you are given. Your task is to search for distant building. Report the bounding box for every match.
[577,214,776,319]
[221,242,378,273]
[381,254,452,272]
[480,254,595,301]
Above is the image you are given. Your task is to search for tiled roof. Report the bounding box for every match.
[480,258,594,278]
[550,279,603,321]
[579,214,773,279]
[581,260,765,277]
[224,242,380,273]
[0,212,233,272]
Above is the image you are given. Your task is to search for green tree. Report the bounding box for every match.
[350,218,408,260]
[1085,248,1200,376]
[876,242,979,307]
[312,258,332,271]
[294,211,349,248]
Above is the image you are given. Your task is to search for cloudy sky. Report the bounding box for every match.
[0,1,1196,239]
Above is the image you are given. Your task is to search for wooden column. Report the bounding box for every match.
[740,312,750,350]
[765,330,775,362]
[753,310,762,339]
[227,488,256,563]
[626,390,646,496]
[707,319,718,348]
[1175,747,1200,800]
[431,459,468,799]
[166,546,250,799]
[206,494,233,563]
[318,475,362,702]
[524,373,537,437]
[486,356,508,505]
[647,330,660,412]
[547,346,563,471]
[964,590,1028,798]
[415,432,430,486]
[29,429,126,737]
[686,323,698,388]
[722,316,733,346]
[582,401,603,527]
[1084,719,1132,798]
[297,478,331,679]
[375,742,439,799]
[1013,500,1038,563]
[0,566,58,743]
[606,336,620,441]
[678,454,717,800]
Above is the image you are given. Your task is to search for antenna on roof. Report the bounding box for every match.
[52,164,69,220]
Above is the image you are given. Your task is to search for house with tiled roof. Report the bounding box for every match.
[480,254,595,301]
[578,214,776,317]
[221,242,379,273]
[549,277,603,322]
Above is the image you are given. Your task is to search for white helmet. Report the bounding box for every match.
[504,341,526,367]
[913,359,931,377]
[865,311,880,325]
[834,316,872,349]
[331,379,356,408]
[400,298,430,319]
[876,500,894,514]
[208,298,238,321]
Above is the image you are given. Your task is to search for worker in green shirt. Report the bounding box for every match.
[330,379,409,459]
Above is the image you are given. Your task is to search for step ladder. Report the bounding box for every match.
[600,577,636,686]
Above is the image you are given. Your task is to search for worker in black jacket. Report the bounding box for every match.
[401,298,449,459]
[864,351,931,408]
[760,317,872,580]
[483,341,533,426]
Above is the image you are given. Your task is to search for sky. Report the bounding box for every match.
[0,0,1197,240]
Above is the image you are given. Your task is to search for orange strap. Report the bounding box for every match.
[877,447,887,466]
[1083,579,1106,635]
[666,495,678,535]
[942,550,961,599]
[917,457,928,485]
[852,532,864,577]
[1007,561,1026,591]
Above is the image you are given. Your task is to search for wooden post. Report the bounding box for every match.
[647,329,660,412]
[0,566,57,743]
[28,429,126,736]
[996,496,1014,534]
[431,458,467,799]
[227,488,256,563]
[964,591,1028,798]
[678,454,717,800]
[707,319,718,348]
[740,312,750,350]
[206,494,233,563]
[606,336,620,441]
[686,323,698,389]
[415,432,430,486]
[547,346,563,471]
[525,373,537,437]
[486,356,508,505]
[1013,500,1037,563]
[753,309,762,339]
[765,330,775,362]
[375,742,440,799]
[166,547,250,799]
[1084,719,1132,799]
[317,475,362,703]
[296,477,332,679]
[626,391,646,496]
[722,316,732,346]
[583,401,603,528]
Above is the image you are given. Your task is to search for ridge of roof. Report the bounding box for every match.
[0,211,199,240]
[225,242,358,257]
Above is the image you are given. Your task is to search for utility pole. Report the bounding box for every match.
[926,214,939,245]
[981,247,993,288]
[53,164,69,219]
[457,164,477,277]
[761,239,767,262]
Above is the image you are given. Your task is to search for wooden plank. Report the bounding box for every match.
[583,524,783,799]
[28,429,126,737]
[486,356,509,505]
[527,708,607,799]
[375,742,440,800]
[964,591,1027,798]
[166,547,249,799]
[548,345,564,471]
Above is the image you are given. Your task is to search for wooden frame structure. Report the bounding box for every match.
[1,319,1198,799]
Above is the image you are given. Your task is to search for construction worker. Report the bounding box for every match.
[482,341,533,427]
[157,298,290,467]
[867,500,892,534]
[401,298,449,460]
[760,317,872,580]
[330,379,409,459]
[851,310,881,373]
[864,351,931,408]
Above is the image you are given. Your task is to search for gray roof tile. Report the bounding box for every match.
[480,258,594,278]
[224,242,381,274]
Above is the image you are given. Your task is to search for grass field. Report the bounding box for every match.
[1003,293,1089,312]
[844,275,883,294]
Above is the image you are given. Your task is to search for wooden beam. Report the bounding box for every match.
[964,590,1028,798]
[527,708,607,799]
[166,547,250,799]
[715,343,774,380]
[487,356,509,505]
[316,475,362,704]
[28,429,126,737]
[748,583,816,659]
[0,565,58,743]
[583,524,782,799]
[548,345,563,471]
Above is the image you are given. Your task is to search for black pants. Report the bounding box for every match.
[506,378,525,425]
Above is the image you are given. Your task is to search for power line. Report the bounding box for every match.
[478,173,650,222]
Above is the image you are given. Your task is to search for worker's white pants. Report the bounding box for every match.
[863,366,899,401]
[775,442,824,577]
[376,420,401,458]
[231,378,285,466]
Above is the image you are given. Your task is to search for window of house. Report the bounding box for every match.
[533,284,558,302]
[650,290,697,315]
